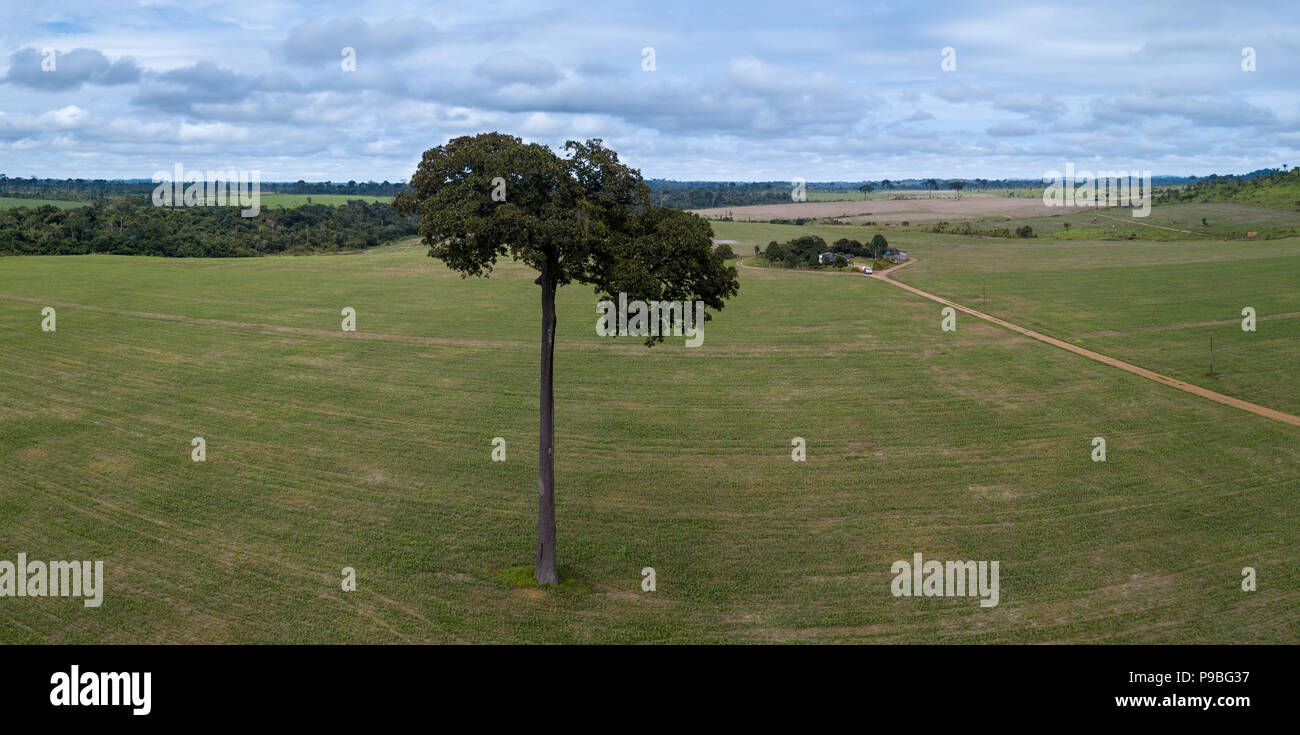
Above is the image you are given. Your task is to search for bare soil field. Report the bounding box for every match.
[692,192,1057,223]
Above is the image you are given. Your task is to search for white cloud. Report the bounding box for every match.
[177,121,251,143]
[38,105,90,129]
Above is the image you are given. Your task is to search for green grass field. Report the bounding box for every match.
[256,193,391,208]
[0,196,87,210]
[888,235,1300,416]
[715,220,1300,413]
[2,232,1296,643]
[960,202,1300,241]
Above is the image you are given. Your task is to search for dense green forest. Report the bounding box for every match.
[646,181,799,209]
[0,175,408,203]
[0,198,417,257]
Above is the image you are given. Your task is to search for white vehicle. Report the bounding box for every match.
[862,265,873,274]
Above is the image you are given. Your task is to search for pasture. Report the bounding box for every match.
[969,202,1300,240]
[715,220,1300,413]
[0,196,87,210]
[256,193,391,208]
[1,229,1296,643]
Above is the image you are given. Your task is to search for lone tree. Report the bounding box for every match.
[857,182,875,199]
[395,133,739,585]
[869,233,889,259]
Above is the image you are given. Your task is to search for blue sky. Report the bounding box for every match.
[1,0,1297,181]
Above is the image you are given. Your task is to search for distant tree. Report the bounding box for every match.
[922,178,939,198]
[869,233,889,258]
[858,183,875,200]
[713,242,736,259]
[832,238,864,256]
[395,133,739,584]
[1016,225,1034,237]
[764,241,787,263]
[881,179,893,190]
[948,180,965,199]
[787,235,827,266]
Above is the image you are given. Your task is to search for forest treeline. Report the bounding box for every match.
[0,175,408,202]
[0,198,417,257]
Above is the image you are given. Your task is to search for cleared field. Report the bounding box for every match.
[881,235,1300,417]
[801,189,1039,203]
[806,191,871,202]
[694,192,1054,223]
[712,219,893,249]
[256,194,391,207]
[0,196,87,210]
[1,239,1295,643]
[870,259,1300,428]
[715,219,1300,414]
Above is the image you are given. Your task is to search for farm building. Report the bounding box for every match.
[818,251,845,264]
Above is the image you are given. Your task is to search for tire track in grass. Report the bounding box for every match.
[1093,211,1209,236]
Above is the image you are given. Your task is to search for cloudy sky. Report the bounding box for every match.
[2,0,1297,181]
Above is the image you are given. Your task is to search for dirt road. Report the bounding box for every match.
[870,258,1300,428]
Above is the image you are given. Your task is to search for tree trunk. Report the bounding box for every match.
[535,263,559,585]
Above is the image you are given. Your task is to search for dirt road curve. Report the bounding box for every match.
[871,258,1300,428]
